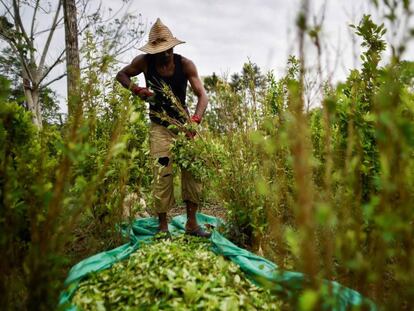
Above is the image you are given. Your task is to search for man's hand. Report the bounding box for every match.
[131,85,154,100]
[190,114,202,124]
[186,114,202,139]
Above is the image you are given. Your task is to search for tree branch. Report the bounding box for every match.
[112,37,142,57]
[30,0,40,41]
[41,72,67,89]
[0,30,14,44]
[38,49,66,86]
[98,3,127,24]
[38,0,62,77]
[40,62,102,89]
[1,34,32,79]
[12,0,32,49]
[7,38,35,83]
[0,0,15,20]
[34,16,64,36]
[77,0,94,29]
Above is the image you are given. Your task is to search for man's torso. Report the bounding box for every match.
[144,53,188,127]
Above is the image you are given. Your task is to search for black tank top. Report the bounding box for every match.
[144,53,188,127]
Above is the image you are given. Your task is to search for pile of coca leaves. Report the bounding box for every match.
[72,235,281,310]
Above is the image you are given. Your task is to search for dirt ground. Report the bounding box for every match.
[169,202,227,221]
[65,199,227,268]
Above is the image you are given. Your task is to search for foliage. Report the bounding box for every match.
[2,1,414,310]
[0,24,151,310]
[0,98,62,309]
[194,11,414,309]
[72,235,281,310]
[171,132,226,182]
[0,47,62,125]
[65,30,152,249]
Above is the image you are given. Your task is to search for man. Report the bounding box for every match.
[116,18,211,238]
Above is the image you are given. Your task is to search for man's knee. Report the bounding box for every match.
[157,157,171,177]
[158,156,170,167]
[181,169,202,204]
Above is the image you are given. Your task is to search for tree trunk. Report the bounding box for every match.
[23,77,42,128]
[63,0,81,117]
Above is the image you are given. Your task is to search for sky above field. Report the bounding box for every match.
[119,0,414,77]
[5,0,413,112]
[117,0,371,79]
[100,0,412,109]
[98,0,414,106]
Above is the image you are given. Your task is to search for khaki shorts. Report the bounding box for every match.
[149,122,202,213]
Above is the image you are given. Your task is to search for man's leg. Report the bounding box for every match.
[182,169,210,238]
[153,156,174,232]
[185,200,198,231]
[149,123,176,233]
[158,212,168,232]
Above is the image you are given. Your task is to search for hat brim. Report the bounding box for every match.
[139,38,185,54]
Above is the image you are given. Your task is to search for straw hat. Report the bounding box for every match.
[139,18,185,54]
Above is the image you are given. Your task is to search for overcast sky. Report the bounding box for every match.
[116,0,372,79]
[9,0,414,113]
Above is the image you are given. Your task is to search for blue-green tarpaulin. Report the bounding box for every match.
[59,213,377,310]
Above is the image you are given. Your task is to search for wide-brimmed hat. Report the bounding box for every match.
[139,18,185,54]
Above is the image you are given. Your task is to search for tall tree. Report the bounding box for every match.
[0,0,64,128]
[0,0,146,127]
[63,0,80,117]
[0,47,62,124]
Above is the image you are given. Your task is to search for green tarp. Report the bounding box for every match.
[59,213,377,310]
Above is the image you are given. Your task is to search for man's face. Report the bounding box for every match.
[155,48,173,64]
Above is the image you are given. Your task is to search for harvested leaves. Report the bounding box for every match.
[72,235,281,310]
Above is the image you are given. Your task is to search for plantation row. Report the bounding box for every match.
[1,7,413,311]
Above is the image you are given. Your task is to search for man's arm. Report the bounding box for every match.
[182,57,208,121]
[116,55,153,98]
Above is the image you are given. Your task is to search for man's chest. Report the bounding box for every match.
[154,62,176,78]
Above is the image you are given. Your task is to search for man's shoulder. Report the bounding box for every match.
[127,54,149,72]
[179,55,192,64]
[132,54,149,64]
[179,55,196,73]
